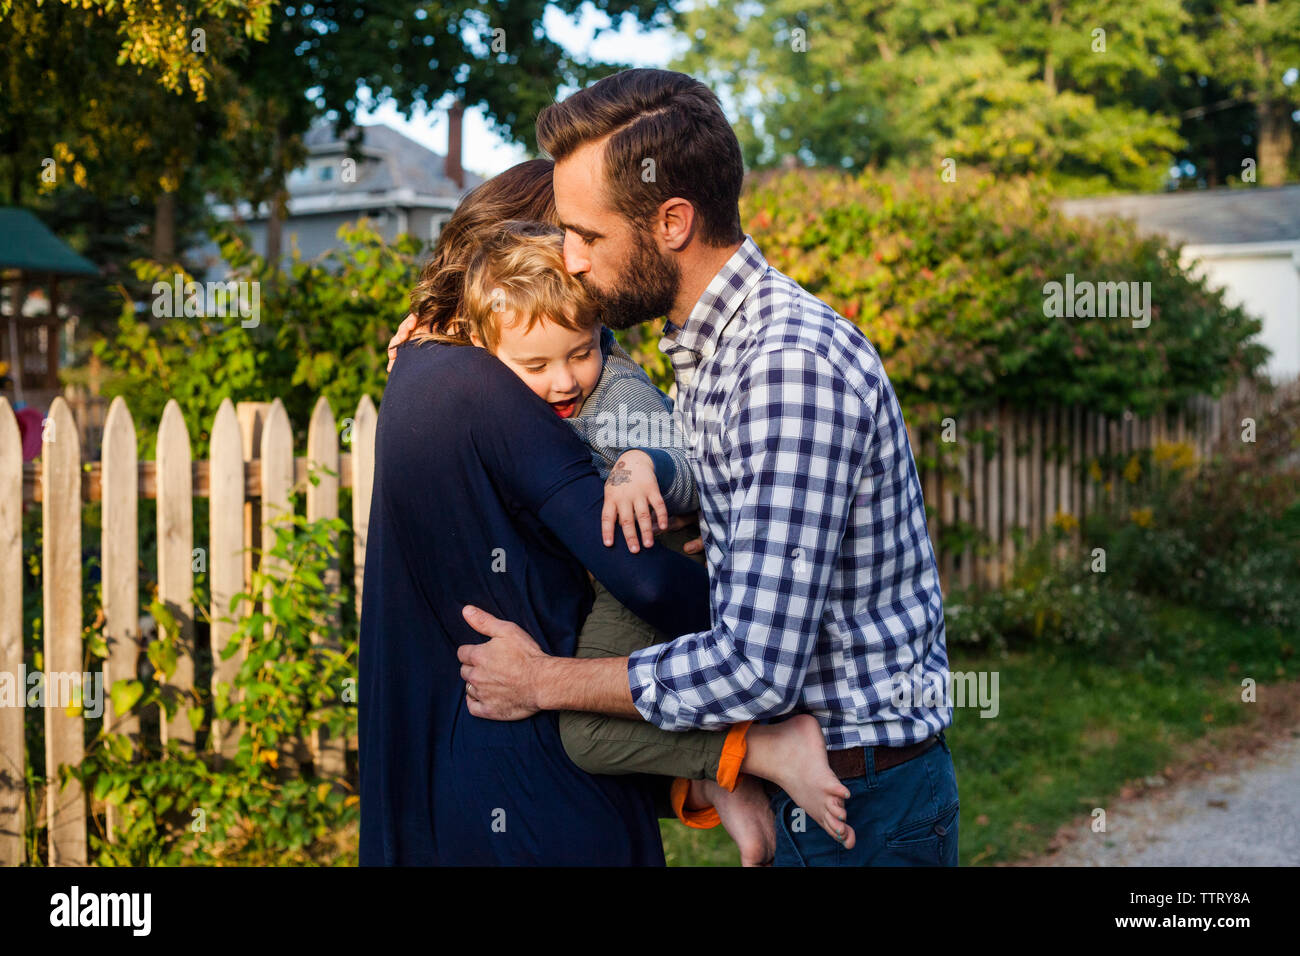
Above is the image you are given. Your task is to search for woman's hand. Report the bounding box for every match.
[602,450,668,552]
[386,312,418,372]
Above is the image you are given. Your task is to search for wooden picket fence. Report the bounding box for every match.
[0,393,376,865]
[909,379,1299,591]
[1,376,1293,865]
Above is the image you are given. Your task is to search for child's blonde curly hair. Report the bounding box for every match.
[407,158,598,348]
[455,220,601,352]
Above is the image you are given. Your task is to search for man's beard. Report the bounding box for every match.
[581,227,680,331]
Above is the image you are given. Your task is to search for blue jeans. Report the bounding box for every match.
[770,731,959,866]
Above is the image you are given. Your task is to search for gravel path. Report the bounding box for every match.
[1039,729,1300,866]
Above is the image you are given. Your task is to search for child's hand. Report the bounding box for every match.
[602,450,668,552]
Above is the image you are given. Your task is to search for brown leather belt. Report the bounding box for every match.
[828,734,940,779]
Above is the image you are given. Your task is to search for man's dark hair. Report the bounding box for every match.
[536,68,744,247]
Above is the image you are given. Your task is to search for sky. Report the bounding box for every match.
[355,3,689,179]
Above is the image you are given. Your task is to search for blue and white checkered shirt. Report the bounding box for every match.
[625,235,953,750]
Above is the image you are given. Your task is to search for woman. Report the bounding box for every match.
[358,161,711,865]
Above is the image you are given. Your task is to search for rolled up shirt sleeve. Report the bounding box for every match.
[626,345,874,730]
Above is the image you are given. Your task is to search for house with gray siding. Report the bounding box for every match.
[192,106,483,273]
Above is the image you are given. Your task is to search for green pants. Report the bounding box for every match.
[557,525,730,782]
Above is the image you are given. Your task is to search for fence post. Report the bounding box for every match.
[349,395,376,755]
[236,403,268,603]
[43,397,87,865]
[156,400,196,752]
[1043,406,1057,541]
[985,409,1002,589]
[101,397,139,843]
[919,430,938,566]
[970,410,987,589]
[999,406,1016,578]
[351,395,377,623]
[306,397,345,778]
[0,399,25,864]
[1058,406,1076,557]
[954,416,971,591]
[209,399,244,761]
[260,399,303,773]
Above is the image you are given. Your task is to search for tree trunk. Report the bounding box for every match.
[1043,3,1063,94]
[1254,0,1290,186]
[264,189,285,270]
[153,188,176,263]
[1256,99,1291,187]
[264,123,289,272]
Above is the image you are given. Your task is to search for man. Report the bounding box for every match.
[459,67,959,866]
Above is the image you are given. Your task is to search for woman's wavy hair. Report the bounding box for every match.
[407,158,561,345]
[458,220,601,352]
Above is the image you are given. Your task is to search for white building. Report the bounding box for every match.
[1060,185,1300,383]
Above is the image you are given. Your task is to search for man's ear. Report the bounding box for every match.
[657,197,697,252]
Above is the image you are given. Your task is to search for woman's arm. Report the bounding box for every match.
[538,475,711,637]
[469,348,710,638]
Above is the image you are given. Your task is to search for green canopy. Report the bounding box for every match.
[0,207,98,276]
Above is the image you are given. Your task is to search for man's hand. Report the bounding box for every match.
[457,605,549,720]
[657,509,704,555]
[386,312,418,372]
[602,450,668,552]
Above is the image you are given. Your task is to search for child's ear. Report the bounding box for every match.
[469,331,484,348]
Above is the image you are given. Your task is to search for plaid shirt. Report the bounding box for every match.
[625,235,952,750]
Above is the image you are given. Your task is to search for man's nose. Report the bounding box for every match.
[563,233,589,275]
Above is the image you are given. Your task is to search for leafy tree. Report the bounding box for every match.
[1191,0,1300,185]
[714,168,1264,424]
[92,220,419,456]
[670,0,1298,191]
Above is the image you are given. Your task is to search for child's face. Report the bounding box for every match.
[482,313,603,419]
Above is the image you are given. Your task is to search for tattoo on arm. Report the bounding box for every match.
[607,462,632,487]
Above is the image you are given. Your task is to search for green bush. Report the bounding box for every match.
[634,168,1267,426]
[91,170,1267,456]
[93,219,418,456]
[945,534,1156,654]
[63,498,358,865]
[950,386,1300,651]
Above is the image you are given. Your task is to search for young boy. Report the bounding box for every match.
[404,220,854,851]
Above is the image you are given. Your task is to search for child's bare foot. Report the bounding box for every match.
[742,714,856,849]
[688,775,775,866]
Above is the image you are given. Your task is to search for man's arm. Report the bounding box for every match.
[624,346,872,730]
[459,346,873,726]
[458,606,640,720]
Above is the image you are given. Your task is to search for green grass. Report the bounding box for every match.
[662,600,1298,866]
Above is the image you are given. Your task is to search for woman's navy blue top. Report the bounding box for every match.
[358,340,712,866]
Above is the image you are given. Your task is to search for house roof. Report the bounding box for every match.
[1058,185,1300,246]
[296,121,484,199]
[0,208,99,276]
